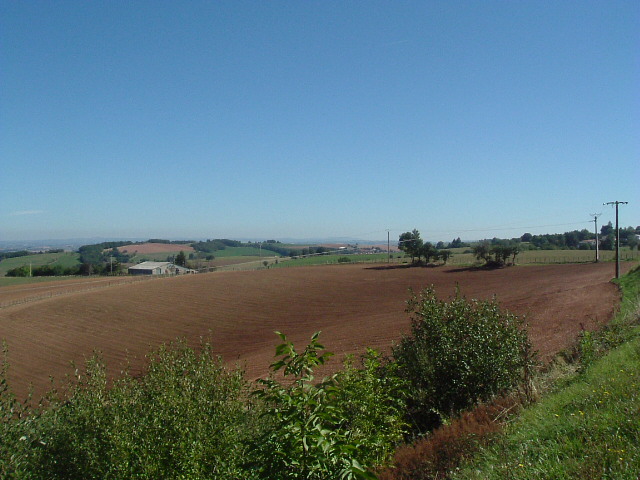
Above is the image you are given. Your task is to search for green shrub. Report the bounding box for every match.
[338,256,352,263]
[393,287,535,432]
[333,349,408,467]
[28,339,255,479]
[250,332,378,479]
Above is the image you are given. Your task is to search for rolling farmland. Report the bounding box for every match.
[0,262,633,399]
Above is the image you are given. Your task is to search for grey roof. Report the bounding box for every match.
[128,261,172,270]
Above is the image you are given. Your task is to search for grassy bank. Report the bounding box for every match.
[451,266,640,479]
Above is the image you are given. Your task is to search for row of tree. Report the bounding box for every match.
[398,230,452,264]
[519,223,639,250]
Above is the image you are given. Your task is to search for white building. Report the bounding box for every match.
[128,261,196,275]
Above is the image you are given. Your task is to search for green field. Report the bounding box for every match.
[129,246,283,263]
[447,248,640,265]
[270,249,640,268]
[0,252,80,277]
[272,252,393,267]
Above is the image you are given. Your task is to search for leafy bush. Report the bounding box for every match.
[250,332,380,480]
[338,256,352,263]
[21,340,256,479]
[333,349,408,467]
[393,287,535,432]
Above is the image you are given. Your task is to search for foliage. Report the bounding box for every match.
[393,287,535,432]
[438,250,452,264]
[332,350,408,467]
[250,332,378,480]
[5,265,30,277]
[472,243,519,267]
[398,230,423,263]
[338,256,352,263]
[1,340,255,479]
[175,250,187,266]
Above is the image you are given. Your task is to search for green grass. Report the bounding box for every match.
[211,246,282,257]
[0,252,80,276]
[273,253,393,267]
[451,267,640,480]
[446,248,639,266]
[128,246,283,263]
[452,339,640,479]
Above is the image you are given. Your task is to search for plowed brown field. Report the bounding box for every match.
[118,242,195,254]
[0,262,633,399]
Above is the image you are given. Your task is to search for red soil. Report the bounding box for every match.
[0,262,632,399]
[118,243,195,254]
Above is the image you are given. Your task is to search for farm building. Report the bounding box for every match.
[128,261,196,276]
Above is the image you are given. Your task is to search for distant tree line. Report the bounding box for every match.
[0,249,64,261]
[515,223,638,251]
[191,239,243,253]
[6,264,80,277]
[399,223,640,268]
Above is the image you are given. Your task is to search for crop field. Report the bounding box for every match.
[0,252,80,276]
[447,248,640,265]
[0,262,635,399]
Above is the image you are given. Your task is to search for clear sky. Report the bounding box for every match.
[2,1,638,243]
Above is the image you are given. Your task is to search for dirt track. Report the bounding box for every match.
[0,262,633,399]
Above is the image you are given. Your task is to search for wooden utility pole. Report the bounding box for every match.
[590,213,601,262]
[604,201,628,279]
[387,229,390,263]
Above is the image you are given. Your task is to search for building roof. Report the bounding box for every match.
[128,261,172,270]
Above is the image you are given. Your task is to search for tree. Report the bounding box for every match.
[175,251,187,267]
[6,265,30,277]
[419,243,437,264]
[472,243,491,263]
[439,250,452,264]
[601,221,614,237]
[398,230,423,263]
[600,234,615,250]
[520,232,533,243]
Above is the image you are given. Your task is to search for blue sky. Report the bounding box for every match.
[2,1,638,243]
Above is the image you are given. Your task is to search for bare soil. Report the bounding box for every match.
[0,262,632,399]
[118,243,195,254]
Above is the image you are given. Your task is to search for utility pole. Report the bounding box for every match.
[387,229,390,263]
[590,213,601,262]
[604,201,628,279]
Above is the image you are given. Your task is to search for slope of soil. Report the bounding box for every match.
[0,262,630,399]
[119,243,195,254]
